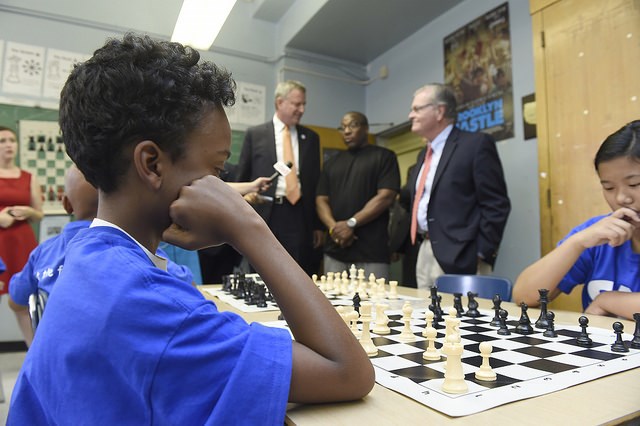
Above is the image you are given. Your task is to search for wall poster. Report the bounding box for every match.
[444,3,514,141]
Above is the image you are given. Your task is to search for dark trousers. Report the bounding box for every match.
[266,199,320,275]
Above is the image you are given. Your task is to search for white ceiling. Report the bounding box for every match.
[0,0,463,65]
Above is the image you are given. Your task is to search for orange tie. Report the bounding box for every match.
[282,126,301,205]
[410,146,433,245]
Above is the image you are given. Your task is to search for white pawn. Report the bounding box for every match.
[422,310,435,337]
[388,280,399,299]
[326,272,335,292]
[358,302,378,357]
[475,341,497,381]
[311,274,318,286]
[422,325,440,361]
[319,275,327,292]
[372,303,390,335]
[347,309,360,338]
[336,305,349,325]
[341,276,350,295]
[398,301,416,342]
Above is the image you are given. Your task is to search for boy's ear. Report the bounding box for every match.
[133,140,164,190]
[62,195,73,215]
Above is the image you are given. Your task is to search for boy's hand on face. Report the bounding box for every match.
[162,175,260,250]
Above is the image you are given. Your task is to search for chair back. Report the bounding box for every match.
[434,274,512,301]
[28,289,49,333]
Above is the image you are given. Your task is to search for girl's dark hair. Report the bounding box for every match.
[594,120,640,171]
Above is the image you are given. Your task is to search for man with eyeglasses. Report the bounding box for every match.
[316,112,400,279]
[406,83,510,289]
[237,80,323,275]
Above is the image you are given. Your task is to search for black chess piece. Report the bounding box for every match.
[435,295,444,321]
[535,288,550,329]
[497,309,511,335]
[465,291,481,318]
[453,293,464,318]
[255,284,267,308]
[611,321,629,353]
[490,294,502,327]
[576,315,593,347]
[352,292,361,315]
[542,311,558,337]
[515,302,534,335]
[631,313,640,350]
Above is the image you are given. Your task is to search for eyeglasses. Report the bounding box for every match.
[337,122,361,132]
[410,103,438,114]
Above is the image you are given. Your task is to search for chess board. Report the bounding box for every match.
[18,120,72,214]
[263,308,640,417]
[203,273,422,313]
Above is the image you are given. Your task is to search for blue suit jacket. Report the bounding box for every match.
[408,127,510,273]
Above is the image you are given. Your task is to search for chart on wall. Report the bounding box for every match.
[18,120,71,215]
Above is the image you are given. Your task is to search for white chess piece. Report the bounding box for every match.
[422,310,435,337]
[475,341,497,381]
[441,333,468,394]
[372,303,390,335]
[326,272,334,292]
[358,302,378,356]
[397,301,416,342]
[422,325,440,361]
[388,280,398,299]
[347,309,360,337]
[319,275,327,292]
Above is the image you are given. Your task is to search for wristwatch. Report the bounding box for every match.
[346,217,357,228]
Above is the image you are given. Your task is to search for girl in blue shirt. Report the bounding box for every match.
[513,120,640,320]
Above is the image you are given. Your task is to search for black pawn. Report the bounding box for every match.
[631,313,640,349]
[542,311,557,337]
[465,291,481,318]
[535,288,550,329]
[497,309,511,335]
[611,321,629,353]
[576,315,593,347]
[490,294,502,327]
[352,292,361,315]
[453,293,464,317]
[515,303,534,335]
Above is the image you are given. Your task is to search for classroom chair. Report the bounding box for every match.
[28,289,49,333]
[434,274,513,302]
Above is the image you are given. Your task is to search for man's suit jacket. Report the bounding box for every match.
[236,121,322,235]
[408,126,510,274]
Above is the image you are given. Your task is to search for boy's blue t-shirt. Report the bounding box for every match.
[8,226,292,425]
[557,214,640,309]
[0,256,5,273]
[9,221,194,305]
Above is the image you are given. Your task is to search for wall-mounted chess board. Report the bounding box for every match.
[18,120,72,215]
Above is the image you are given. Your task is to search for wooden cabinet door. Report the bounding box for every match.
[532,0,640,310]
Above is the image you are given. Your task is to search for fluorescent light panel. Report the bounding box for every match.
[171,0,238,50]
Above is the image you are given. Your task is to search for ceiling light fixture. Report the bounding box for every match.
[171,0,238,50]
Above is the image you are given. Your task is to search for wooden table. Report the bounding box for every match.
[200,285,640,425]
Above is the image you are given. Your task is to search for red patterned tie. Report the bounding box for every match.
[410,146,433,245]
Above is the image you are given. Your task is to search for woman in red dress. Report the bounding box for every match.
[0,126,43,344]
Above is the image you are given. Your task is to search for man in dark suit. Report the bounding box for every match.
[237,80,323,275]
[406,83,510,289]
